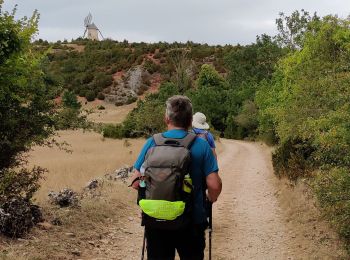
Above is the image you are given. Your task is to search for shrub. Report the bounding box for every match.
[54,108,90,130]
[85,90,96,102]
[97,105,105,110]
[102,124,124,139]
[272,138,316,180]
[97,92,105,100]
[314,168,350,247]
[126,96,137,104]
[79,89,86,97]
[153,52,162,59]
[62,91,81,109]
[115,100,124,106]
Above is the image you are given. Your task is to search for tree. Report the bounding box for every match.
[275,9,319,50]
[225,34,284,87]
[187,64,228,132]
[62,90,81,109]
[169,49,194,93]
[0,2,55,206]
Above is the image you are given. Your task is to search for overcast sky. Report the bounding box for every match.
[2,0,350,45]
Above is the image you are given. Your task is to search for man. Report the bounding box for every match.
[131,95,222,260]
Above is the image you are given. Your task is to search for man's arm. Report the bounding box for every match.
[206,172,222,202]
[130,169,141,190]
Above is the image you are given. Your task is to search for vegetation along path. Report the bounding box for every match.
[94,140,345,260]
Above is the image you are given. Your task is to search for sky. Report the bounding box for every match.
[2,0,350,45]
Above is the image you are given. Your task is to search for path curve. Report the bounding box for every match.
[212,139,345,260]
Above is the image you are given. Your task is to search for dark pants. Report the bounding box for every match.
[145,223,207,260]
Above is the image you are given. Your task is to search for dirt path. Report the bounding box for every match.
[213,140,345,260]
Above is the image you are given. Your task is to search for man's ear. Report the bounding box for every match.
[164,115,170,125]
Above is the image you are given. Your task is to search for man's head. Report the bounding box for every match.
[165,95,193,130]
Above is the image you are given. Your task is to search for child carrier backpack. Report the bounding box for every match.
[138,133,196,230]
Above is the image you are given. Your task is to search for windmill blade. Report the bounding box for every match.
[83,28,87,38]
[97,29,105,40]
[84,13,93,26]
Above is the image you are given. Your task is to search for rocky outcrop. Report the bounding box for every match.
[0,198,43,237]
[104,66,150,106]
[48,188,79,207]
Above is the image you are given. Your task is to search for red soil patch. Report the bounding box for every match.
[113,70,125,80]
[54,96,62,106]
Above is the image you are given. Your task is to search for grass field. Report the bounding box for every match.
[29,130,145,204]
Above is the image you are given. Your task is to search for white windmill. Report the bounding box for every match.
[83,13,104,41]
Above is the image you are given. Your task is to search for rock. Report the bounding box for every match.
[86,179,99,190]
[37,222,53,230]
[88,241,95,246]
[65,232,75,238]
[0,197,43,238]
[128,217,134,221]
[105,166,133,181]
[71,249,81,256]
[51,217,63,226]
[48,188,79,207]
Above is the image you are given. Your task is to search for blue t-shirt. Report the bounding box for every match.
[192,128,216,148]
[134,129,219,224]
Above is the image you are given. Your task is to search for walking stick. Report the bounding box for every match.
[141,227,146,260]
[208,201,213,260]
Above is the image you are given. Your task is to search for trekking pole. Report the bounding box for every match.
[208,201,213,260]
[141,227,146,260]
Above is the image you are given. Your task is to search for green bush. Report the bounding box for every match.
[54,108,90,130]
[115,100,124,106]
[97,92,105,100]
[102,124,124,139]
[62,91,81,109]
[272,138,316,180]
[79,89,86,97]
[126,96,137,104]
[85,90,96,102]
[314,168,350,247]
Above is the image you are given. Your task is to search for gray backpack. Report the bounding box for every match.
[138,133,196,229]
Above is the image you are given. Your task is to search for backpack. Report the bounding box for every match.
[191,128,210,142]
[138,133,196,230]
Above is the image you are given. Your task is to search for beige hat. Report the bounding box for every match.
[192,112,209,130]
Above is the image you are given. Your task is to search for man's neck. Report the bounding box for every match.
[167,125,187,131]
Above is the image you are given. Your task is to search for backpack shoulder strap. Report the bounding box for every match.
[153,132,196,148]
[178,133,196,149]
[153,133,167,146]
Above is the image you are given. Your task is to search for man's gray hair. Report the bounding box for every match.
[165,95,193,129]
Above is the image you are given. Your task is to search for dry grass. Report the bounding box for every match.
[28,130,145,204]
[0,180,142,260]
[78,98,137,124]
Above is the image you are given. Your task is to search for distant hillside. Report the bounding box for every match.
[35,39,233,105]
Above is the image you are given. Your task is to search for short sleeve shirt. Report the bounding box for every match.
[134,129,219,224]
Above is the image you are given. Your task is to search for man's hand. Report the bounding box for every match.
[130,170,141,190]
[206,172,222,202]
